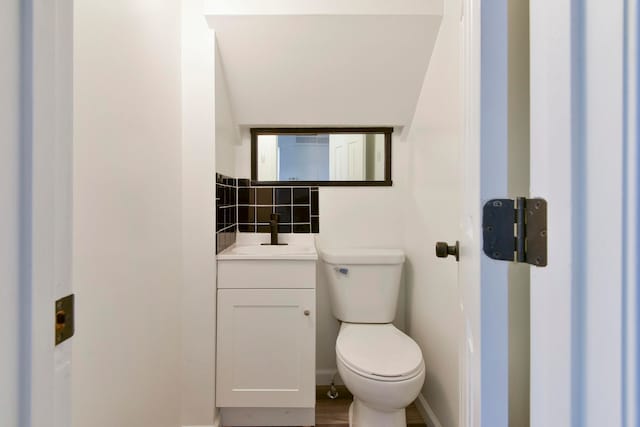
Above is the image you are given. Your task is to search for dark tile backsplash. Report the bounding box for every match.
[216,173,237,254]
[216,174,320,253]
[237,179,320,235]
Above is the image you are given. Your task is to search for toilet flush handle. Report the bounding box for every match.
[334,267,349,275]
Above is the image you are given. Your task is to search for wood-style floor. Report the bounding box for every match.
[224,385,427,427]
[316,385,426,427]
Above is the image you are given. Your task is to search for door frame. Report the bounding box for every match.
[13,1,640,426]
[19,0,74,426]
[623,3,639,424]
[530,0,638,425]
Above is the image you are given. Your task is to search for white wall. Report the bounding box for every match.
[0,1,20,425]
[181,1,218,425]
[403,1,461,426]
[316,143,410,380]
[215,42,240,176]
[234,129,409,382]
[72,2,183,427]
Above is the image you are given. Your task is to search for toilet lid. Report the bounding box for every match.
[336,323,424,380]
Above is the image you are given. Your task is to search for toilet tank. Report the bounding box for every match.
[320,248,405,323]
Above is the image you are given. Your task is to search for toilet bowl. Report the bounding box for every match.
[321,248,425,427]
[335,323,425,427]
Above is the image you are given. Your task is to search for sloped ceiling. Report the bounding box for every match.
[205,1,443,127]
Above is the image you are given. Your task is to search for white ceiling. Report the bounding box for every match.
[206,2,443,127]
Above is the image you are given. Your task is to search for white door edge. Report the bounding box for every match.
[459,0,510,425]
[21,0,74,426]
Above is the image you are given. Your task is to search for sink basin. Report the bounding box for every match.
[217,243,318,261]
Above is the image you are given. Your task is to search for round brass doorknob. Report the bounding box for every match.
[435,241,460,261]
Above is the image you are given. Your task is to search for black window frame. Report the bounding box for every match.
[250,127,393,187]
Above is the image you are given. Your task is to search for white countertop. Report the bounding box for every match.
[217,234,318,261]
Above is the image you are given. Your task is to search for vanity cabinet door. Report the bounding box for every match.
[216,289,316,408]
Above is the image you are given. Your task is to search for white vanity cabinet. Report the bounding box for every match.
[216,248,317,426]
[216,288,315,407]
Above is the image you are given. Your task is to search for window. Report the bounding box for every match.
[251,128,392,186]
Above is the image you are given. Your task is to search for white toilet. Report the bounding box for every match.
[321,248,425,427]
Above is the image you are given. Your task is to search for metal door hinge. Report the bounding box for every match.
[55,294,74,345]
[482,197,547,267]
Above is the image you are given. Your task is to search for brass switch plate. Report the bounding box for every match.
[55,294,74,346]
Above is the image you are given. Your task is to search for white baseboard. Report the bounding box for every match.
[414,393,443,427]
[183,412,220,427]
[316,368,344,385]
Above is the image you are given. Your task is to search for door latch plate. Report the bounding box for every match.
[55,294,74,346]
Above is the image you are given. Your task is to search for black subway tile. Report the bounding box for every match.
[275,188,292,205]
[256,187,273,205]
[238,187,254,205]
[293,188,310,204]
[226,187,233,205]
[238,224,255,233]
[216,207,224,231]
[257,206,274,223]
[311,191,319,215]
[293,206,310,223]
[238,206,254,223]
[293,224,311,233]
[275,206,292,223]
[278,224,292,233]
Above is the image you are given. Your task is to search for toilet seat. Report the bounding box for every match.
[336,323,424,382]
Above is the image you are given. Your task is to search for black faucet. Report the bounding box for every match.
[262,213,288,246]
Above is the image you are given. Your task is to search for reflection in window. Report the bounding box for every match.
[256,133,386,182]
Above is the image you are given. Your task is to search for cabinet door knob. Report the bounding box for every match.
[304,310,311,316]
